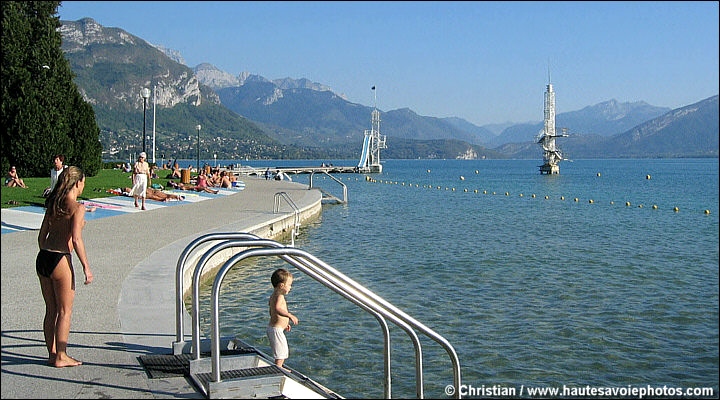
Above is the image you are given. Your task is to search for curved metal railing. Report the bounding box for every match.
[206,239,462,398]
[174,233,461,398]
[309,170,348,203]
[274,191,300,246]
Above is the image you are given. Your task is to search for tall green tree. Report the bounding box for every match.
[1,1,101,177]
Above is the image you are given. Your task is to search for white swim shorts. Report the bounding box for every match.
[266,325,289,360]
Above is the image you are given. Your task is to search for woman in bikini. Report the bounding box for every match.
[36,166,94,368]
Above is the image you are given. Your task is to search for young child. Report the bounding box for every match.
[266,268,299,370]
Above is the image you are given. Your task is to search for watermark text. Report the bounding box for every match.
[443,384,715,398]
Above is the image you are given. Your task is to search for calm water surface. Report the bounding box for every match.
[195,159,718,398]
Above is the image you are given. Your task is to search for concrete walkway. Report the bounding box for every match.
[1,177,322,398]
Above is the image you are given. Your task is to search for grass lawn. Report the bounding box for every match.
[1,168,179,209]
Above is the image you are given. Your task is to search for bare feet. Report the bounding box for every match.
[48,353,56,365]
[141,207,146,210]
[54,355,82,368]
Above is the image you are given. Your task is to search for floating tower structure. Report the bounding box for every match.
[536,79,568,174]
[357,86,387,173]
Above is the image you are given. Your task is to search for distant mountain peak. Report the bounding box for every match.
[193,63,243,89]
[192,63,346,100]
[60,18,140,51]
[272,77,334,93]
[155,45,185,65]
[573,99,669,124]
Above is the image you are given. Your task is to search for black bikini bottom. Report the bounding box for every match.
[36,249,72,278]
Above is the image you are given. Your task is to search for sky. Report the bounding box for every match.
[57,1,718,126]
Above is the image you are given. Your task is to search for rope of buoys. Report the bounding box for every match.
[361,174,711,213]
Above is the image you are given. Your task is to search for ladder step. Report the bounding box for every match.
[194,365,284,382]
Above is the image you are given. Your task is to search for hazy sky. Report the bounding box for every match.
[57,1,718,126]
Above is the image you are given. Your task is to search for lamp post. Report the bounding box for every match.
[196,124,202,173]
[141,88,151,155]
[152,85,156,164]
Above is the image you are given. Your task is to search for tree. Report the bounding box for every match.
[1,1,101,177]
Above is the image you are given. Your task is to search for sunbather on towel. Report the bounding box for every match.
[109,187,184,202]
[167,180,218,194]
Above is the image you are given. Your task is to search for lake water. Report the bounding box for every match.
[193,158,718,398]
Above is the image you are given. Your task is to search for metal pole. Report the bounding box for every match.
[152,86,156,164]
[141,87,151,158]
[142,98,147,155]
[196,125,201,173]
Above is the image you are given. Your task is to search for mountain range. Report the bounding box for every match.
[60,18,718,161]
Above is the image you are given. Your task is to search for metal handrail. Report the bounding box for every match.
[187,237,393,398]
[189,239,280,359]
[173,232,262,350]
[208,243,462,398]
[274,191,300,246]
[309,170,348,203]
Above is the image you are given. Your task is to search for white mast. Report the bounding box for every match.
[537,72,567,174]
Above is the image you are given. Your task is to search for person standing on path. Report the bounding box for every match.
[44,154,68,197]
[36,166,94,368]
[129,152,151,210]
